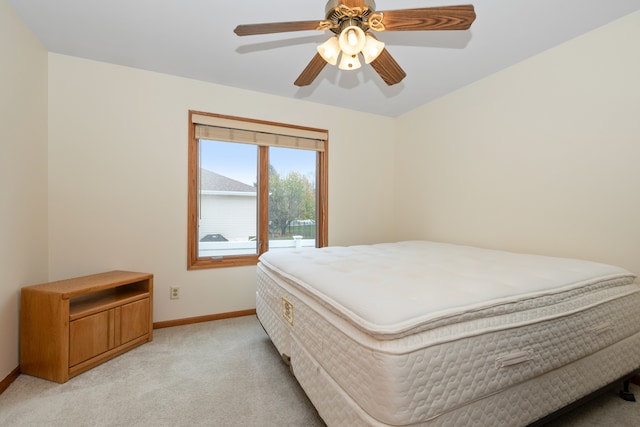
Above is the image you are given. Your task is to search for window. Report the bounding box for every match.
[188,111,328,269]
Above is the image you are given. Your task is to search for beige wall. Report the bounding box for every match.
[0,0,48,380]
[395,11,640,276]
[47,54,397,322]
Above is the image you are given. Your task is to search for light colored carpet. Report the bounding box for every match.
[0,315,638,426]
[0,316,324,426]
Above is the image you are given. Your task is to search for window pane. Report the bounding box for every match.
[268,147,316,251]
[198,140,257,257]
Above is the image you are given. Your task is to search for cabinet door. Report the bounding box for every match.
[69,310,112,366]
[119,298,150,345]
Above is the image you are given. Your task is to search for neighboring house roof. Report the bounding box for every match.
[200,169,256,193]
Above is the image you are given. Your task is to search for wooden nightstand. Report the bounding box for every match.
[20,271,153,383]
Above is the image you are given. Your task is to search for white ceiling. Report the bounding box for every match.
[8,0,640,117]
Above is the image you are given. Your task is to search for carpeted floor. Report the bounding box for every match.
[0,315,638,426]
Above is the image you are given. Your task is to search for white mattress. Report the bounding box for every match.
[256,241,640,426]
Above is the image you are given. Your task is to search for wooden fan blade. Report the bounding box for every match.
[369,48,406,86]
[294,53,328,87]
[376,5,476,32]
[234,20,323,36]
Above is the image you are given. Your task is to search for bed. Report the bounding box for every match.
[255,241,640,426]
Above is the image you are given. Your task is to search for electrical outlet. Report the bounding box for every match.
[170,286,180,300]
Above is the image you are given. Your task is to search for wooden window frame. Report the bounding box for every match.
[188,110,328,270]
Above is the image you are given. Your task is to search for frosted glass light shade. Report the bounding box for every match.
[338,52,362,70]
[362,34,385,64]
[338,25,366,55]
[317,37,340,66]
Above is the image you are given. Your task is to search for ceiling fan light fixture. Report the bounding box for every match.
[338,25,366,56]
[317,36,340,65]
[338,52,361,71]
[362,34,385,64]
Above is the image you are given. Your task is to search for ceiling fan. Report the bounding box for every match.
[234,1,476,87]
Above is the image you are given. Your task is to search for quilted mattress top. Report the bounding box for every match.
[259,241,636,338]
